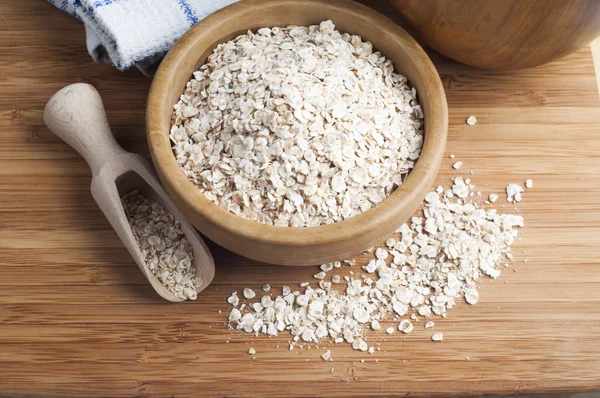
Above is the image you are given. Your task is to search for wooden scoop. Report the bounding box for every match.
[44,83,215,302]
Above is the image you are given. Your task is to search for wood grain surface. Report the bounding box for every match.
[1,1,600,397]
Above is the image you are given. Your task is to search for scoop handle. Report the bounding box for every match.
[44,83,127,173]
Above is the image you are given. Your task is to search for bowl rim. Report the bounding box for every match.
[147,0,448,249]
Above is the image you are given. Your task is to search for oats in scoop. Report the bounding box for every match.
[122,190,197,300]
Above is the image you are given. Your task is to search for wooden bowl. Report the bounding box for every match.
[146,0,447,266]
[388,0,600,70]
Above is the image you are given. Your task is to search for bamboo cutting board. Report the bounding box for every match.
[1,1,600,396]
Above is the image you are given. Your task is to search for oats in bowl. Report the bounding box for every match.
[170,20,424,227]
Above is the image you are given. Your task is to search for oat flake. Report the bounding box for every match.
[506,183,524,202]
[398,320,413,334]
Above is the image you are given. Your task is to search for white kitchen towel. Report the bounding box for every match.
[48,0,237,76]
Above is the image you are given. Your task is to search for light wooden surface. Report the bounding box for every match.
[147,0,448,266]
[43,83,215,302]
[1,1,600,396]
[389,0,600,70]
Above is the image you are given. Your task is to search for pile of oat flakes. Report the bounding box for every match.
[171,20,424,227]
[226,168,532,359]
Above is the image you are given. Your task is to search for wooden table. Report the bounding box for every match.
[1,1,600,396]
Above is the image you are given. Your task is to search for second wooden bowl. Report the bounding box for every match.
[388,0,600,70]
[146,0,448,266]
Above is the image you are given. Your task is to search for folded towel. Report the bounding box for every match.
[48,0,238,76]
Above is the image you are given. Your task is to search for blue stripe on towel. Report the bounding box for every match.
[87,0,125,13]
[89,0,123,9]
[177,0,199,25]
